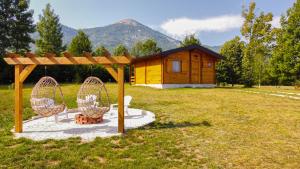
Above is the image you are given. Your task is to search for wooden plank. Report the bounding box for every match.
[103,65,118,82]
[213,59,216,84]
[20,65,37,83]
[6,53,21,58]
[200,55,203,83]
[129,65,131,85]
[15,65,23,133]
[4,55,131,65]
[118,65,125,133]
[189,50,192,83]
[25,52,36,58]
[161,56,164,84]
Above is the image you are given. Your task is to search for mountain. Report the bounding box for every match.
[82,19,180,51]
[31,19,221,52]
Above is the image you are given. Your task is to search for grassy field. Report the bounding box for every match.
[0,84,299,168]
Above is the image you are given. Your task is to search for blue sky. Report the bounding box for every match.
[29,0,295,46]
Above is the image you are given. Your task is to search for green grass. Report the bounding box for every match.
[0,84,299,168]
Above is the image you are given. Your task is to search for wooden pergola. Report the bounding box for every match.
[3,52,132,133]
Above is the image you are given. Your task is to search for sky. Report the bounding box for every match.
[29,0,296,46]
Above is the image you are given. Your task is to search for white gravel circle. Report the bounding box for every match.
[13,108,155,142]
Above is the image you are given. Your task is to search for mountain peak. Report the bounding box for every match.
[118,19,140,26]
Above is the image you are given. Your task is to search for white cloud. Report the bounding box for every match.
[160,15,281,39]
[160,15,243,38]
[270,16,281,28]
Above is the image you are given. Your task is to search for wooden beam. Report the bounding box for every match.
[25,52,36,58]
[6,52,21,58]
[189,50,192,83]
[118,65,125,133]
[104,65,118,82]
[200,55,203,83]
[15,65,23,133]
[20,65,37,83]
[4,54,131,65]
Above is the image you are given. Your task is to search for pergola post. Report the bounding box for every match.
[15,65,23,133]
[118,65,125,133]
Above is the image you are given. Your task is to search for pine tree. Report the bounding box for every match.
[8,0,35,53]
[0,0,35,83]
[36,4,65,55]
[180,34,201,47]
[68,30,92,56]
[67,30,92,82]
[216,36,244,86]
[270,0,300,85]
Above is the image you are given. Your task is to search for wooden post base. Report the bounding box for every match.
[75,114,103,124]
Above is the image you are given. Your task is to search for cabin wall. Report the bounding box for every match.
[163,51,190,84]
[134,57,162,84]
[146,58,162,84]
[133,50,217,85]
[201,54,216,84]
[134,62,146,84]
[163,50,216,84]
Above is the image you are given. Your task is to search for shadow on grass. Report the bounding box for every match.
[139,120,211,130]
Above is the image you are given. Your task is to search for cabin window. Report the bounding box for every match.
[172,60,181,73]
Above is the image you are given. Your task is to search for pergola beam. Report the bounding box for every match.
[4,52,131,65]
[20,65,37,83]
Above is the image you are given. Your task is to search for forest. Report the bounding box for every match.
[0,0,299,87]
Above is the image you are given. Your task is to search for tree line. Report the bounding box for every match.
[217,1,300,87]
[0,0,299,87]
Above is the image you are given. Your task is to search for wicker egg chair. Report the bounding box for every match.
[30,76,66,117]
[77,76,110,118]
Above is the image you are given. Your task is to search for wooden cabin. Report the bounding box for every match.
[130,45,223,89]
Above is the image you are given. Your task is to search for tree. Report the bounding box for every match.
[68,30,92,82]
[92,45,113,81]
[252,12,274,87]
[68,30,92,55]
[240,2,256,87]
[93,45,110,56]
[113,44,130,81]
[36,4,65,55]
[240,2,274,87]
[131,39,162,57]
[216,36,244,86]
[180,34,201,47]
[270,0,300,85]
[113,44,128,56]
[8,0,35,53]
[0,0,35,83]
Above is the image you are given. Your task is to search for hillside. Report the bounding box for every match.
[31,19,221,52]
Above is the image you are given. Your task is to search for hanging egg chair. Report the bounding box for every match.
[77,76,110,118]
[30,76,66,117]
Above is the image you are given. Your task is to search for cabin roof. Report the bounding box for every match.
[132,44,223,63]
